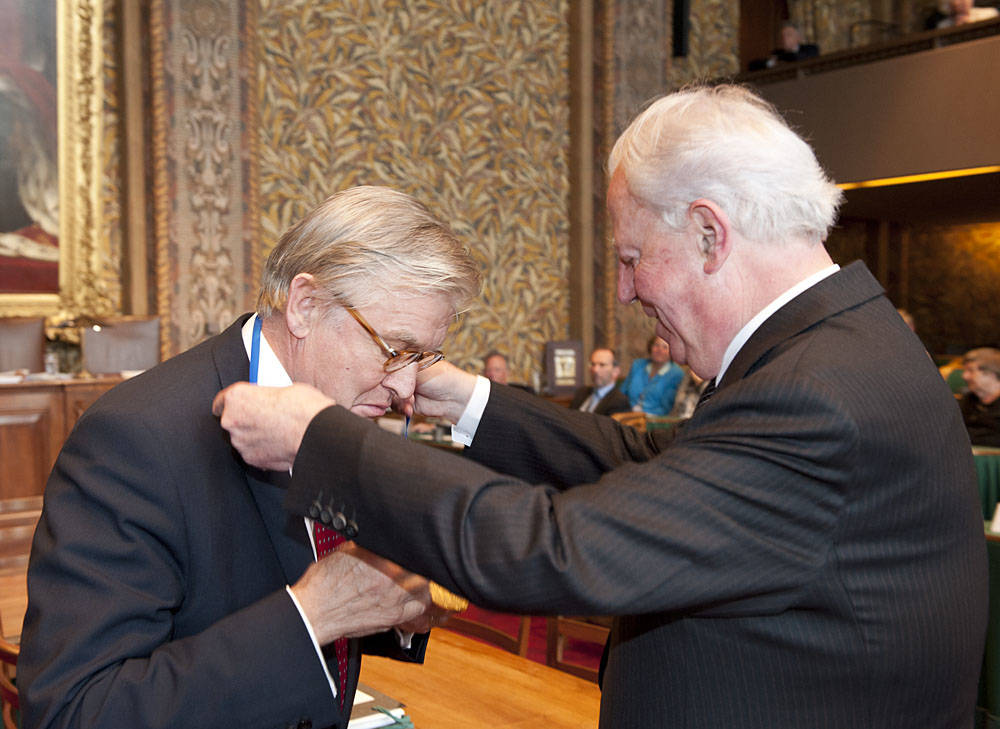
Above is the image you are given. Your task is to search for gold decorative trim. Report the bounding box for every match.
[151,0,170,358]
[603,0,618,346]
[0,0,114,319]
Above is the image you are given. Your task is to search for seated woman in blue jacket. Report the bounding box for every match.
[621,336,684,416]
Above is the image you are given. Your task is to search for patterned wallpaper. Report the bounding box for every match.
[610,0,740,369]
[256,0,570,381]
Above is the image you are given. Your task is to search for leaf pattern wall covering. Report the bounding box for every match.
[256,0,570,381]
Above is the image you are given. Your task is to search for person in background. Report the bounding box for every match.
[666,366,708,419]
[482,350,509,384]
[937,0,998,27]
[897,308,916,332]
[620,335,684,415]
[569,347,631,415]
[19,185,479,729]
[214,85,986,729]
[960,346,1000,447]
[748,21,820,70]
[482,350,534,393]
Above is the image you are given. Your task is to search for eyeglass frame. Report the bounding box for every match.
[343,305,445,373]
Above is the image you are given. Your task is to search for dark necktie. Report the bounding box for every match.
[313,521,349,707]
[695,378,717,411]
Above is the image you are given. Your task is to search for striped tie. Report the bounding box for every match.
[313,522,349,707]
[695,378,717,411]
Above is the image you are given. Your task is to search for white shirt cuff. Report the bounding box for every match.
[286,585,339,700]
[451,375,491,446]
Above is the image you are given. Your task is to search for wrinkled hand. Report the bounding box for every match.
[397,361,478,423]
[212,382,334,471]
[291,542,442,644]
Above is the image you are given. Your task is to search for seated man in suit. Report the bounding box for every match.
[960,346,1000,447]
[216,87,986,729]
[19,186,480,729]
[569,347,631,415]
[482,350,534,393]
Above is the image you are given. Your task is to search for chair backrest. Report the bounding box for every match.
[0,637,19,729]
[81,316,161,375]
[545,616,610,683]
[0,317,45,372]
[443,610,532,656]
[611,410,647,431]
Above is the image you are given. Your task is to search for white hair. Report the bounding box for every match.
[608,84,843,245]
[257,186,481,317]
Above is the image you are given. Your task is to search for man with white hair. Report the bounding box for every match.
[20,186,481,729]
[216,86,986,728]
[961,346,1000,446]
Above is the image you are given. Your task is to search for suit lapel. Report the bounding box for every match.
[722,261,884,389]
[210,316,314,585]
[245,469,314,584]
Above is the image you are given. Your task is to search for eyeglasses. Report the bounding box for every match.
[344,305,445,373]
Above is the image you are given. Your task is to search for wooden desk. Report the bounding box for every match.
[0,377,120,505]
[360,629,600,729]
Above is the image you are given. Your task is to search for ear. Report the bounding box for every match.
[688,199,731,275]
[285,273,319,339]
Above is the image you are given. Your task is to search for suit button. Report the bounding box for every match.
[331,512,347,531]
[344,521,359,539]
[308,501,321,520]
[319,508,332,525]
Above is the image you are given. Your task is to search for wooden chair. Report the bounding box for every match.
[0,637,19,729]
[443,611,532,656]
[545,616,611,683]
[610,410,647,430]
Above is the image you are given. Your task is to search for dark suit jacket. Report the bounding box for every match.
[568,385,631,415]
[19,316,425,729]
[286,263,987,729]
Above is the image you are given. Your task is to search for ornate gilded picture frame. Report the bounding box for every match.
[0,0,114,320]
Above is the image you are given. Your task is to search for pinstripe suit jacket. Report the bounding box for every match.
[287,262,987,728]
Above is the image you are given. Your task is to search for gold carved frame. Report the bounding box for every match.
[0,0,113,319]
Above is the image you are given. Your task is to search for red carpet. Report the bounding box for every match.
[443,605,604,674]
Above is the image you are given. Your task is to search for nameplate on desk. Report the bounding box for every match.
[349,683,408,728]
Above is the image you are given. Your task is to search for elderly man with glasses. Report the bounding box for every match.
[19,186,481,729]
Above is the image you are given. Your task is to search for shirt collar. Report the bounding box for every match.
[717,264,839,385]
[593,382,615,399]
[241,314,293,387]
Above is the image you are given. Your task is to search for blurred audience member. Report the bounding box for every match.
[667,367,709,420]
[960,347,1000,447]
[569,347,631,415]
[749,22,819,70]
[482,351,510,384]
[897,308,916,332]
[937,0,998,27]
[621,336,684,416]
[483,350,534,393]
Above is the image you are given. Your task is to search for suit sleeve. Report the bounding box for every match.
[19,406,343,729]
[286,375,857,617]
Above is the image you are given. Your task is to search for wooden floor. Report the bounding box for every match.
[0,566,27,641]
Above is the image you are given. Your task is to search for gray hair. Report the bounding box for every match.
[608,84,843,245]
[257,186,481,317]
